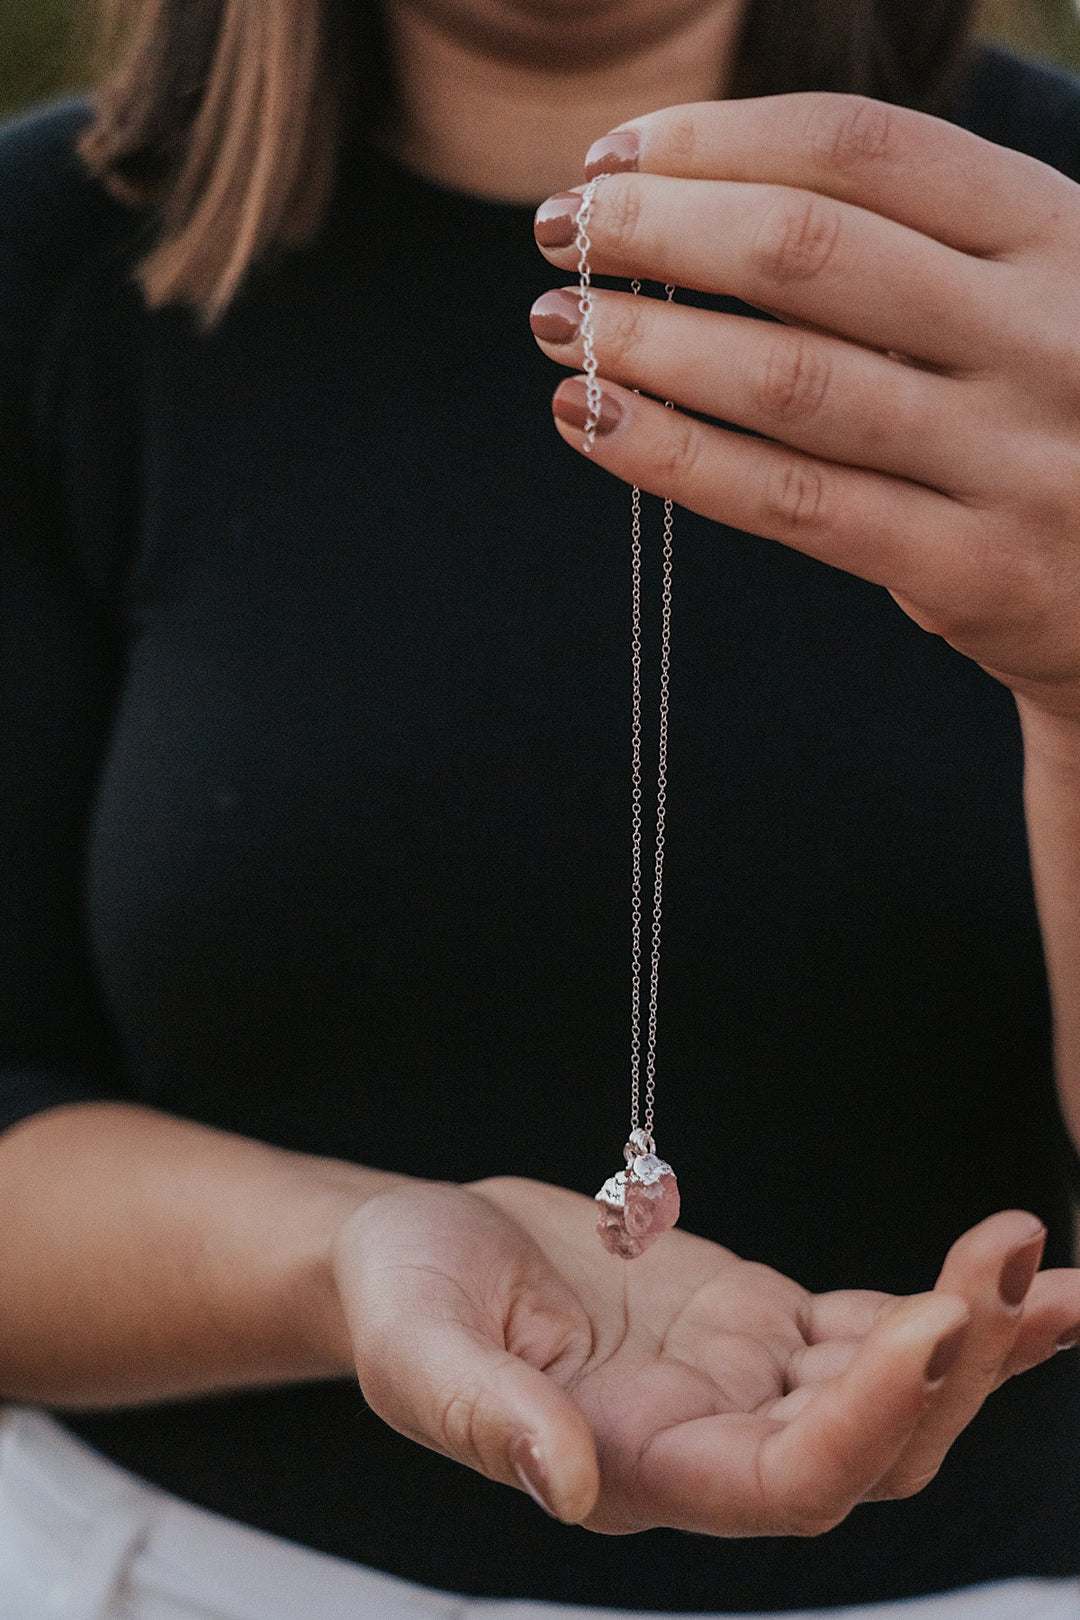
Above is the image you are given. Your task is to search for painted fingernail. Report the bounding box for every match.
[510,1435,559,1519]
[534,193,582,250]
[585,129,640,180]
[530,289,581,345]
[924,1322,967,1384]
[552,376,623,437]
[999,1228,1046,1307]
[1056,1327,1080,1352]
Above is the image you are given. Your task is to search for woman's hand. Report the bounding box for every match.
[332,1177,1080,1534]
[529,93,1080,722]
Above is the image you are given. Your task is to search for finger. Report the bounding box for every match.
[757,1292,970,1532]
[551,375,972,602]
[583,95,1077,259]
[869,1210,1045,1499]
[534,174,1005,369]
[531,288,985,495]
[762,1341,860,1422]
[642,1292,968,1535]
[803,1289,895,1344]
[994,1268,1080,1382]
[335,1190,600,1524]
[786,1338,859,1390]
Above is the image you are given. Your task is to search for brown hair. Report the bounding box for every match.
[79,0,977,327]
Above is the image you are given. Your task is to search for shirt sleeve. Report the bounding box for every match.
[0,99,136,1134]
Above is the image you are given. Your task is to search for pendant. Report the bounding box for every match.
[595,1128,681,1258]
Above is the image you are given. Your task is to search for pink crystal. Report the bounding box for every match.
[596,1199,651,1259]
[595,1156,680,1258]
[624,1162,680,1239]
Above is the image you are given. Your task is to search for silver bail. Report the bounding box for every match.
[625,1127,656,1163]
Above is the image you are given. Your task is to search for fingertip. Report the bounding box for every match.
[1007,1209,1049,1241]
[923,1319,968,1385]
[516,1424,599,1525]
[552,376,625,439]
[553,1402,602,1524]
[530,288,582,348]
[584,127,640,181]
[870,1291,969,1381]
[889,1290,970,1338]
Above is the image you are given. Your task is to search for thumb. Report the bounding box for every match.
[333,1185,600,1524]
[404,1318,601,1524]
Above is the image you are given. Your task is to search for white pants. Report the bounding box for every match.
[1,1408,1079,1620]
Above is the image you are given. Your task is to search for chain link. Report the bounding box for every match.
[575,178,604,454]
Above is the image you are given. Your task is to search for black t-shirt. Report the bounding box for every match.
[4,43,1080,1614]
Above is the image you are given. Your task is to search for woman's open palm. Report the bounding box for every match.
[332,1176,1080,1535]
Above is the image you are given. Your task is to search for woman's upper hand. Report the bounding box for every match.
[331,1176,1080,1535]
[529,93,1080,721]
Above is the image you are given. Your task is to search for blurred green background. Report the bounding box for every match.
[1,0,1080,119]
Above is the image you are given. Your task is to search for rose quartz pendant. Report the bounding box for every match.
[595,1130,680,1259]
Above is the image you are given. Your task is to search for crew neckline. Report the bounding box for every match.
[341,132,550,222]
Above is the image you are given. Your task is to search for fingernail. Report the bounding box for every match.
[1057,1329,1080,1352]
[585,129,640,180]
[510,1435,559,1519]
[534,193,582,250]
[553,376,623,437]
[999,1227,1046,1307]
[924,1322,967,1384]
[530,289,581,345]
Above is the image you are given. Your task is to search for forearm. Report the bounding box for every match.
[0,1100,409,1408]
[1017,698,1080,1154]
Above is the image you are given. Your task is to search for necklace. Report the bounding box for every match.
[575,176,682,1259]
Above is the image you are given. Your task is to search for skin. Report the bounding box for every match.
[3,0,1080,1553]
[383,0,748,199]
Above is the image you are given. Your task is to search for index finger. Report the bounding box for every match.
[584,93,1076,258]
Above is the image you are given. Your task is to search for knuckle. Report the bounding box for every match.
[603,178,644,261]
[612,295,652,369]
[437,1387,485,1466]
[664,110,700,168]
[757,332,833,424]
[804,93,896,171]
[655,415,702,485]
[752,192,843,286]
[763,458,829,534]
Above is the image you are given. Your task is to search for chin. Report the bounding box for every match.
[409,0,722,71]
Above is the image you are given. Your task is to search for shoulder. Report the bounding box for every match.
[951,44,1080,181]
[0,97,144,396]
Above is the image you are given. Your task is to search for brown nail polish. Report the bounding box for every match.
[999,1229,1046,1307]
[553,376,623,437]
[534,193,582,250]
[584,129,640,180]
[510,1435,559,1519]
[924,1322,967,1384]
[1056,1328,1080,1352]
[530,289,581,345]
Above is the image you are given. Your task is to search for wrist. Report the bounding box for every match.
[277,1157,416,1377]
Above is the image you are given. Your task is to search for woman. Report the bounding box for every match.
[3,0,1080,1615]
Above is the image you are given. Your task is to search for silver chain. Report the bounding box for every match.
[575,179,604,454]
[635,286,676,1141]
[575,177,675,1144]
